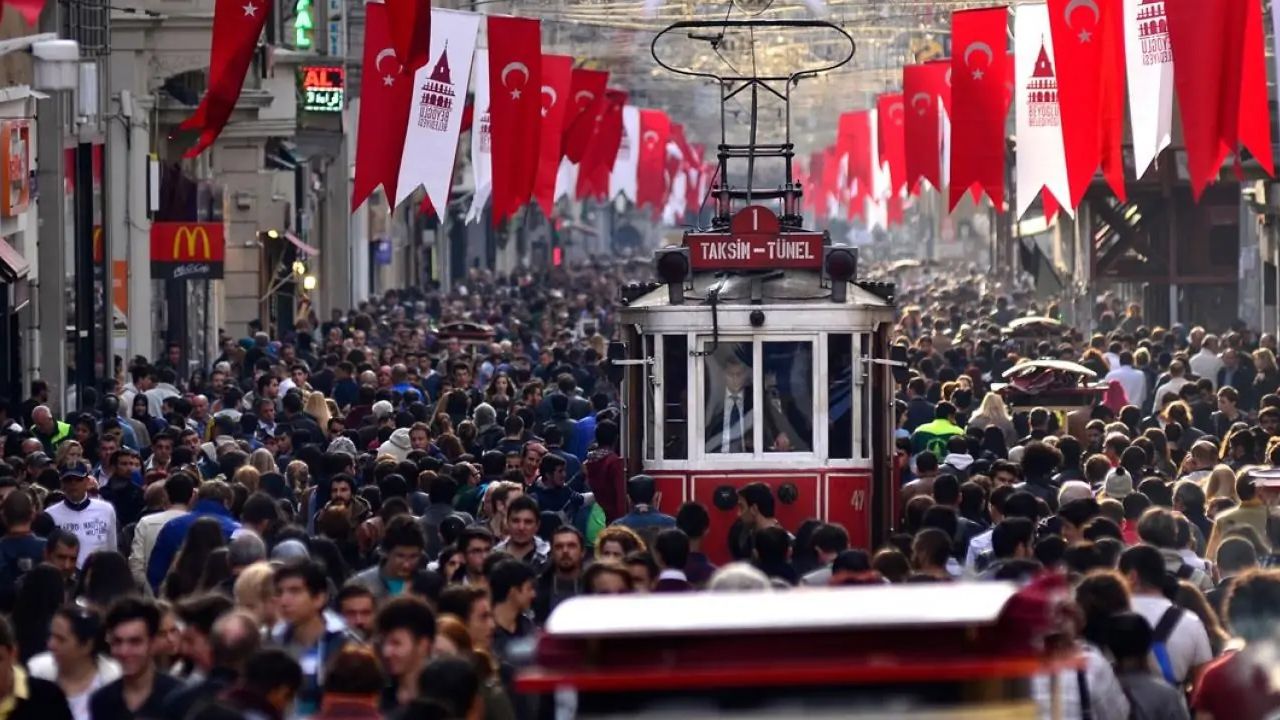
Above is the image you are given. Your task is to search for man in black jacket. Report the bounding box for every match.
[0,615,72,720]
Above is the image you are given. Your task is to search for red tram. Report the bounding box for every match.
[611,19,900,563]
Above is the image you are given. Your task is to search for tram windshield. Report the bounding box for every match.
[704,343,753,454]
[702,339,815,456]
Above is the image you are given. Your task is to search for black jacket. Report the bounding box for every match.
[10,676,73,720]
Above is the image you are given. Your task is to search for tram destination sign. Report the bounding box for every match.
[684,205,823,271]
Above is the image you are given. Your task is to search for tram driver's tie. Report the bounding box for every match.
[728,394,743,453]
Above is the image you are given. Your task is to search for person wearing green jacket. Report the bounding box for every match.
[910,402,965,461]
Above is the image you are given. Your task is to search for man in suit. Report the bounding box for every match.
[705,352,753,454]
[652,528,693,593]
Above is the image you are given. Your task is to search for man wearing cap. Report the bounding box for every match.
[44,462,118,568]
[1098,466,1134,502]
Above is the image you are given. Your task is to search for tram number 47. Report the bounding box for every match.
[849,489,866,512]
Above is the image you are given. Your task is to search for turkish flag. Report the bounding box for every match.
[903,62,948,194]
[1238,0,1273,178]
[1048,0,1126,206]
[822,146,841,218]
[352,2,414,211]
[844,111,872,221]
[384,0,431,75]
[949,7,1009,211]
[487,16,542,224]
[563,70,609,162]
[576,89,627,200]
[179,0,270,157]
[636,109,672,210]
[533,54,573,218]
[1166,0,1247,198]
[876,93,907,195]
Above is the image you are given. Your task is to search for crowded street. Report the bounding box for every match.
[0,0,1279,718]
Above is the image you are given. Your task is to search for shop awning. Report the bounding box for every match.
[285,232,319,256]
[0,237,29,282]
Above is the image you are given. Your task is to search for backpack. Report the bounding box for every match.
[1151,605,1184,685]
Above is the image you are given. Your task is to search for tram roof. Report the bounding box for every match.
[623,270,895,310]
[543,582,1019,639]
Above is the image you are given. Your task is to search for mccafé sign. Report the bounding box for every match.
[150,222,226,280]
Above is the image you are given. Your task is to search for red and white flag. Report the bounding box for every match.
[1165,0,1246,198]
[394,8,480,209]
[949,7,1009,210]
[1121,0,1174,179]
[903,62,948,194]
[563,70,609,163]
[385,0,431,74]
[636,109,671,211]
[487,15,542,224]
[351,1,417,211]
[576,89,627,200]
[533,54,573,217]
[1047,0,1126,206]
[1014,3,1072,220]
[844,111,873,221]
[876,93,907,195]
[609,106,641,202]
[464,49,491,224]
[180,0,271,157]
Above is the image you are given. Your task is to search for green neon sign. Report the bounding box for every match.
[295,0,313,49]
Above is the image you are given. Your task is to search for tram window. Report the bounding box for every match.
[828,334,854,459]
[645,336,656,461]
[704,342,753,454]
[762,342,813,453]
[663,335,688,460]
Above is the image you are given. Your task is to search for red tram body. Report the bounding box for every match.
[617,205,899,563]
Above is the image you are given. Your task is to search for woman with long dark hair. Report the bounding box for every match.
[161,516,226,600]
[13,563,67,663]
[78,551,141,611]
[28,604,120,720]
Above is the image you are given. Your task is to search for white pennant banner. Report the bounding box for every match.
[1014,3,1073,219]
[395,8,481,210]
[609,105,641,203]
[465,49,491,224]
[1122,0,1174,179]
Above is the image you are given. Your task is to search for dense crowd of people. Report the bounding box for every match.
[0,256,1274,719]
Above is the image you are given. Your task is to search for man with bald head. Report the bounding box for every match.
[161,609,261,719]
[28,405,70,455]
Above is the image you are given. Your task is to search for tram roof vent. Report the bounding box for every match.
[620,282,663,306]
[856,281,895,305]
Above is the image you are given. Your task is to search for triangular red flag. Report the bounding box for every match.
[575,89,627,200]
[487,15,542,224]
[562,70,609,163]
[1238,0,1273,178]
[180,0,271,157]
[949,7,1010,211]
[3,0,45,26]
[384,0,431,77]
[351,2,414,211]
[876,93,907,195]
[903,62,948,195]
[1047,0,1126,206]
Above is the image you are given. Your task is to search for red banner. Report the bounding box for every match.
[563,69,609,163]
[1166,0,1246,198]
[903,62,948,195]
[533,54,573,218]
[1047,0,1126,206]
[576,89,627,200]
[384,0,431,76]
[180,0,271,157]
[487,16,542,224]
[351,3,413,211]
[842,111,872,220]
[1239,0,1273,178]
[949,7,1010,211]
[876,93,907,195]
[636,109,672,210]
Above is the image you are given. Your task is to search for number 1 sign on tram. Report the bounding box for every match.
[684,205,825,271]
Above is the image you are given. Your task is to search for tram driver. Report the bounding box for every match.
[705,347,753,454]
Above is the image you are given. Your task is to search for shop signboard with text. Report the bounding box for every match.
[150,222,226,280]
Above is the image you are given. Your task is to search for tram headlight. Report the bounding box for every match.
[655,247,690,305]
[824,245,857,304]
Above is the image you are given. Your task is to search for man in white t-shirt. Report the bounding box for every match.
[1120,544,1212,686]
[45,462,118,567]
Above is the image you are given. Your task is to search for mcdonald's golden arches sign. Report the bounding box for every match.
[150,222,226,280]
